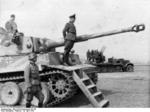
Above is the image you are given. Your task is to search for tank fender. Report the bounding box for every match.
[41,64,96,72]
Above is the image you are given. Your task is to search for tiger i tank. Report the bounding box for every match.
[0,24,145,107]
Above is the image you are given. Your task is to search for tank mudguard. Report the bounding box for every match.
[44,64,96,72]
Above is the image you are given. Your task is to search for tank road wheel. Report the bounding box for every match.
[0,83,4,105]
[19,82,50,107]
[126,65,134,72]
[0,82,21,106]
[19,82,26,106]
[47,70,77,99]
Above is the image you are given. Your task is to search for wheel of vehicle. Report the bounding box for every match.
[126,65,134,72]
[0,82,21,106]
[19,82,26,105]
[19,82,50,107]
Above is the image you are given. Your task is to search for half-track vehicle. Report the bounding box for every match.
[86,47,134,72]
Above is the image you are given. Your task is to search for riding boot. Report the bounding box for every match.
[26,102,31,108]
[63,52,69,66]
[38,103,43,108]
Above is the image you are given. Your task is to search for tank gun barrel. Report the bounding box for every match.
[45,24,145,49]
[75,24,145,42]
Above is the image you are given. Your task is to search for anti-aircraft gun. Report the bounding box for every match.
[87,46,106,64]
[0,24,145,107]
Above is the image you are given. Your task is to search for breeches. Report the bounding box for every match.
[26,85,44,104]
[64,40,74,62]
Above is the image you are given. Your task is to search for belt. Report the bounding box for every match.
[31,79,40,85]
[68,32,76,35]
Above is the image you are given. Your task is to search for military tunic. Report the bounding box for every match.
[63,22,76,41]
[24,62,44,107]
[5,20,17,34]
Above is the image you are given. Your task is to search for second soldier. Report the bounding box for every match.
[24,53,44,108]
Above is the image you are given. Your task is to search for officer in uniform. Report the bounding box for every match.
[63,14,76,65]
[24,53,44,108]
[5,14,18,36]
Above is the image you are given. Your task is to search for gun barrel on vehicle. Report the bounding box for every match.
[44,24,145,50]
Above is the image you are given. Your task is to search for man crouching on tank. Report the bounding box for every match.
[24,53,44,108]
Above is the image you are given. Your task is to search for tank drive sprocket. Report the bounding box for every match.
[47,70,77,98]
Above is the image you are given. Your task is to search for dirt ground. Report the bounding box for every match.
[56,65,150,108]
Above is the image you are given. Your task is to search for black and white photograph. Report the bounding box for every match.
[0,0,149,110]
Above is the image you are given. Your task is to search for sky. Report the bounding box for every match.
[0,0,150,64]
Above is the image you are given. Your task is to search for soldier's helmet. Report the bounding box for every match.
[10,14,15,18]
[69,14,76,19]
[29,53,37,60]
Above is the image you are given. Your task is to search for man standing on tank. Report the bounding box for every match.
[63,14,76,66]
[24,53,44,108]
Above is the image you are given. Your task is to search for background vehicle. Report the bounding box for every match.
[86,48,134,72]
